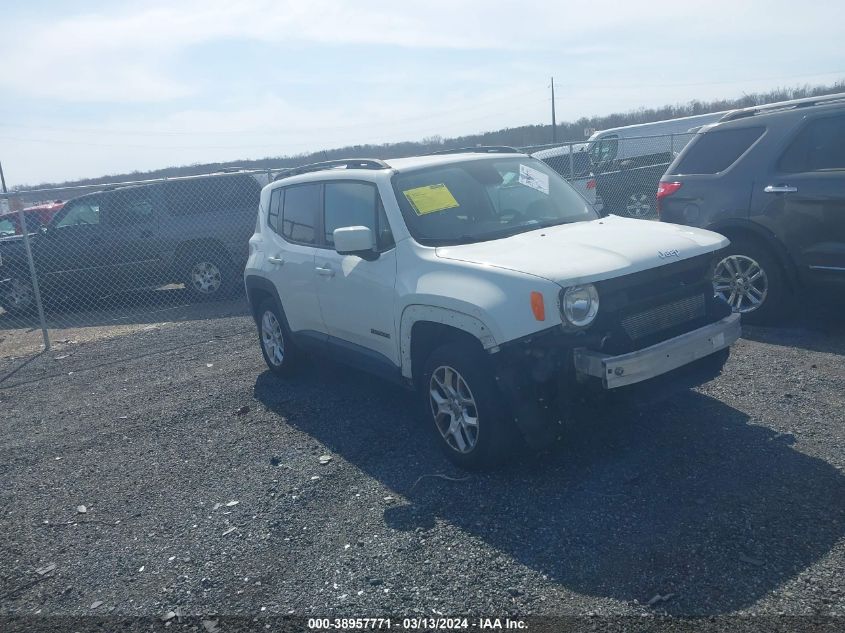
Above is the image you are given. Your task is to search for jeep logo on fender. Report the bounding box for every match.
[658,249,680,259]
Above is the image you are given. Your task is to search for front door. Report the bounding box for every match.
[751,113,845,283]
[36,194,111,298]
[315,181,398,365]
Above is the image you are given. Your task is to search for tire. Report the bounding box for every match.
[182,249,233,301]
[713,237,788,325]
[256,297,300,376]
[420,340,517,470]
[0,275,36,316]
[622,190,656,219]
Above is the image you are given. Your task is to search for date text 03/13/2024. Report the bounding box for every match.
[307,617,528,630]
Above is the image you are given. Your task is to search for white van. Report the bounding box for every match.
[531,143,601,210]
[587,111,729,168]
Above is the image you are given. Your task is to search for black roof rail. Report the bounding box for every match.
[720,92,845,122]
[273,158,390,181]
[427,145,521,156]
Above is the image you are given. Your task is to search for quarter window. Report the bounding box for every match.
[670,127,764,175]
[281,184,319,245]
[779,115,845,172]
[267,188,283,233]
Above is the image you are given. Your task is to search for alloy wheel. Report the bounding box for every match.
[261,310,285,367]
[625,193,654,218]
[714,254,768,313]
[190,261,222,294]
[5,278,34,309]
[429,365,479,454]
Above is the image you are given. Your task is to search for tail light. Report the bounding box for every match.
[586,178,596,190]
[656,181,682,216]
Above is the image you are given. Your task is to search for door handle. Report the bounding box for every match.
[267,255,285,265]
[315,265,334,277]
[764,184,798,194]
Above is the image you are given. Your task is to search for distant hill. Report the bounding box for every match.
[11,80,844,195]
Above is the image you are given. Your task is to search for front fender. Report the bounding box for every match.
[399,304,498,380]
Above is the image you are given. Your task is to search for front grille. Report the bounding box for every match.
[621,293,706,340]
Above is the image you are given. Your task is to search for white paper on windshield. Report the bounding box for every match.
[518,164,549,195]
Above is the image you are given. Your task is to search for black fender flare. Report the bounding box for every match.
[244,274,289,328]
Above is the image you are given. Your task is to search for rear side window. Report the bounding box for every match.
[282,184,320,244]
[167,175,260,216]
[779,115,845,172]
[106,187,157,226]
[671,127,764,175]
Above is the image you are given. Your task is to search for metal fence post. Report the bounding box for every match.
[670,133,675,156]
[16,205,50,351]
[568,143,574,181]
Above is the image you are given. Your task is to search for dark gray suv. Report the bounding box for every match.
[0,172,266,314]
[658,94,845,323]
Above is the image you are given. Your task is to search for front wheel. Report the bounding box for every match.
[0,275,36,315]
[421,341,517,469]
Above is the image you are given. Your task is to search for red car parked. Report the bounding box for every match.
[0,201,65,236]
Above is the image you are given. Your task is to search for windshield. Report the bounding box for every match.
[0,217,16,237]
[392,157,597,246]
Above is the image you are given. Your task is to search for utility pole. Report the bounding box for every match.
[550,76,557,144]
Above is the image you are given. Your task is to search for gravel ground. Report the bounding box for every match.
[1,298,844,626]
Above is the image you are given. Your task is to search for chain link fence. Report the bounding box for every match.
[0,169,282,363]
[1,132,696,363]
[523,132,696,219]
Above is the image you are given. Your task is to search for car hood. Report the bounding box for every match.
[434,215,728,286]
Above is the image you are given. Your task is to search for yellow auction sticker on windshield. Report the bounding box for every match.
[403,184,460,215]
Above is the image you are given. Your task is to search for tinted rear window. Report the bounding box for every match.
[779,114,845,172]
[670,127,764,175]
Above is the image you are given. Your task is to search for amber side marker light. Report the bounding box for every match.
[530,291,545,321]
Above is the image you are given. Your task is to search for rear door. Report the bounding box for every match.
[262,183,324,335]
[751,113,845,282]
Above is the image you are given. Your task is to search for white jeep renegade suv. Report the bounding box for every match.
[244,148,740,468]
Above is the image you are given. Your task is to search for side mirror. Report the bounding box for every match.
[333,226,379,261]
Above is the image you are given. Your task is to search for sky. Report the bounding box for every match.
[0,0,843,187]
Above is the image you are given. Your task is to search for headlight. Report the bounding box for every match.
[561,284,599,328]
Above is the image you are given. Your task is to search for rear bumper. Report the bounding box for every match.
[572,313,740,389]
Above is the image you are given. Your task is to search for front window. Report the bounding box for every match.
[54,198,101,228]
[392,157,597,246]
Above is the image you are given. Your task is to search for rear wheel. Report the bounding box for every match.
[182,250,233,301]
[421,341,517,469]
[713,237,787,324]
[256,297,299,375]
[623,190,656,219]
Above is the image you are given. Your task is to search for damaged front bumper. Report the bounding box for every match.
[491,312,740,448]
[572,313,740,389]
